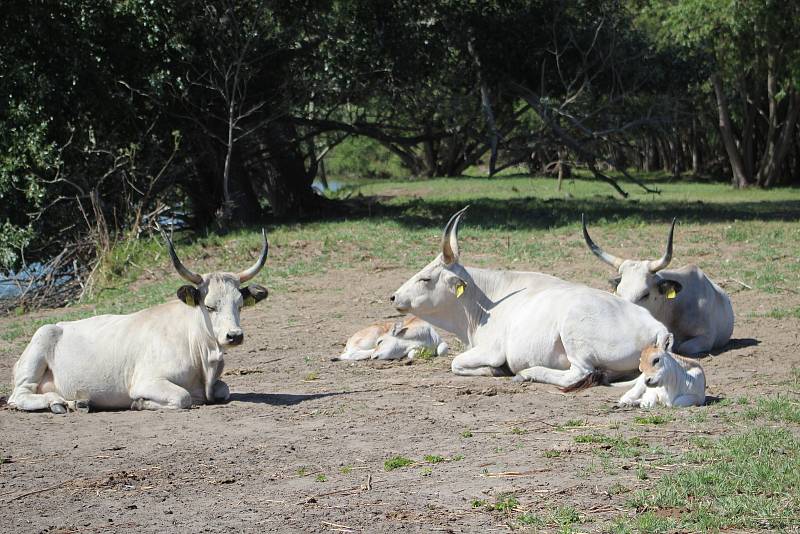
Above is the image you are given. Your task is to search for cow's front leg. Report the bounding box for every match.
[513,364,594,389]
[211,379,230,402]
[130,379,192,410]
[451,346,508,377]
[204,354,225,402]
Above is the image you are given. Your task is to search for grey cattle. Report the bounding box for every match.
[8,231,269,413]
[582,215,734,355]
[390,207,671,390]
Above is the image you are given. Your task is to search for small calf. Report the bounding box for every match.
[336,316,448,361]
[618,343,706,408]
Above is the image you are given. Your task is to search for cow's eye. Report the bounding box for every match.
[639,292,650,301]
[205,305,216,312]
[376,339,383,346]
[653,357,660,365]
[418,277,431,283]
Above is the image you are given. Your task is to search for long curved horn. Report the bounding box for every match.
[441,206,469,265]
[237,228,269,283]
[647,218,676,273]
[161,230,203,285]
[581,214,625,269]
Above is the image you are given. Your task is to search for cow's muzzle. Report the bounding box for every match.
[226,331,244,345]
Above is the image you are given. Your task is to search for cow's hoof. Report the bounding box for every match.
[511,374,528,383]
[75,399,90,413]
[130,398,145,411]
[50,402,67,414]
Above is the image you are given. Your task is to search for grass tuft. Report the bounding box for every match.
[384,456,414,471]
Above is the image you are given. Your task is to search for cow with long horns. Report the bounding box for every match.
[581,216,734,355]
[390,207,672,389]
[7,230,269,413]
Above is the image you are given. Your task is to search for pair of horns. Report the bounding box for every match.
[442,206,469,265]
[161,229,269,285]
[581,214,675,273]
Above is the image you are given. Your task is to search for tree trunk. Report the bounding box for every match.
[711,73,751,187]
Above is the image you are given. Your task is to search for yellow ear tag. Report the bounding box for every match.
[244,295,256,307]
[455,282,466,298]
[666,288,677,299]
[186,293,196,306]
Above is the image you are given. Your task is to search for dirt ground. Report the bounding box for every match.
[0,258,798,533]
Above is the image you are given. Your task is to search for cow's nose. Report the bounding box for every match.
[389,294,396,302]
[227,332,244,345]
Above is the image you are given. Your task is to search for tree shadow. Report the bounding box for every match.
[227,391,352,406]
[277,194,800,232]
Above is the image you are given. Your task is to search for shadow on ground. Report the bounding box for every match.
[257,194,800,233]
[227,391,351,406]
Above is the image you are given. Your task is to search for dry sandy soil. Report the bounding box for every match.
[0,257,798,533]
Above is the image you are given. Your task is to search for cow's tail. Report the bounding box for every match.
[559,369,606,393]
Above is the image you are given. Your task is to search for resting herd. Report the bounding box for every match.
[7,207,733,414]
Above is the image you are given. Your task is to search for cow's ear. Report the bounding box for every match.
[241,284,268,306]
[608,276,622,290]
[657,279,682,299]
[446,274,468,298]
[177,285,201,307]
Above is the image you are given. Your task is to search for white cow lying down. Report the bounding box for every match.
[336,316,448,361]
[390,207,672,390]
[8,230,269,413]
[618,339,706,408]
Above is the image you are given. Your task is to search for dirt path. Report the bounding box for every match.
[1,264,798,533]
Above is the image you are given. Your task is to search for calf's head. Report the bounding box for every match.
[163,230,269,347]
[373,322,413,360]
[582,215,683,308]
[638,334,674,387]
[390,207,470,316]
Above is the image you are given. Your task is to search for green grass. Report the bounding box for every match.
[384,456,414,471]
[623,427,800,532]
[574,433,645,458]
[489,493,519,514]
[742,395,800,423]
[423,455,445,464]
[634,414,673,425]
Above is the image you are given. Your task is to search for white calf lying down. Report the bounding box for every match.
[8,230,269,413]
[618,341,706,408]
[336,316,448,361]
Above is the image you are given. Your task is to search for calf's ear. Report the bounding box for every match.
[608,275,622,290]
[241,284,268,306]
[177,285,201,307]
[657,279,683,299]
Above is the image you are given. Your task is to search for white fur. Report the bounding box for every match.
[618,349,706,408]
[337,317,448,361]
[8,272,265,413]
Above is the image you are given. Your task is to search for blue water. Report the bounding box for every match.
[312,179,346,193]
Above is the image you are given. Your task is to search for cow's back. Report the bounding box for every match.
[499,285,667,374]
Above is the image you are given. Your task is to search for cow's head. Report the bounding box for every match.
[638,334,674,387]
[581,215,683,309]
[391,207,470,316]
[162,230,269,347]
